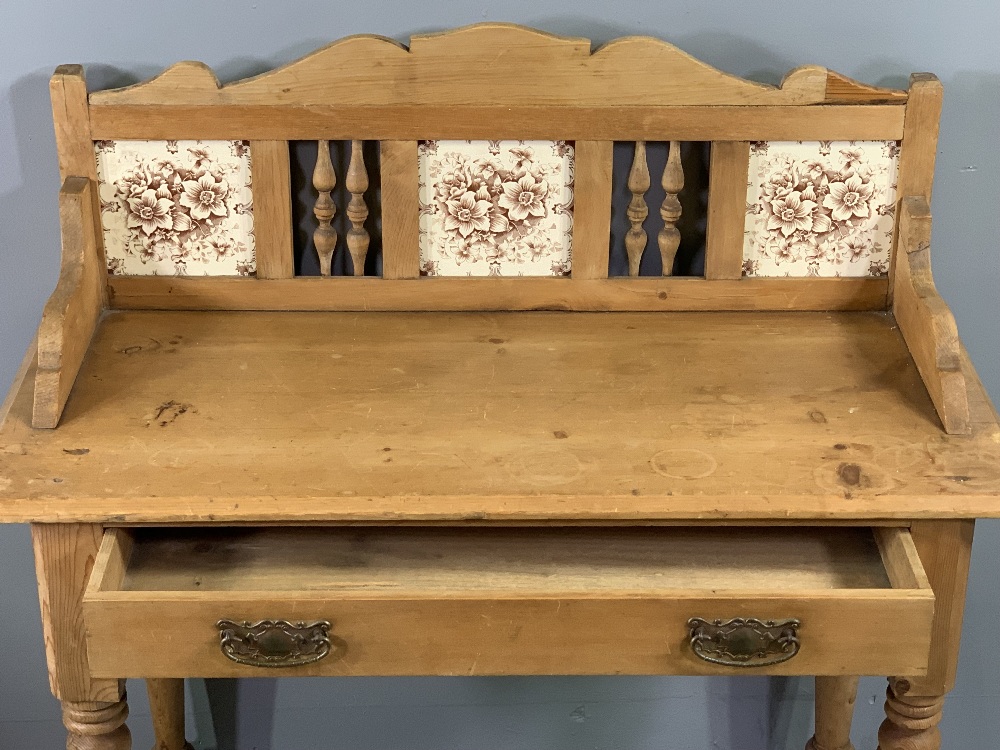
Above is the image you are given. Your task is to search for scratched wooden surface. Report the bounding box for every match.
[1,309,999,523]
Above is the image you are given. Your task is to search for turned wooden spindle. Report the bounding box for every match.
[312,139,338,276]
[62,698,131,750]
[625,140,650,277]
[877,680,944,750]
[806,676,860,750]
[345,140,370,276]
[658,140,684,276]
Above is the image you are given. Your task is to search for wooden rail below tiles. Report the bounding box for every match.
[105,276,890,312]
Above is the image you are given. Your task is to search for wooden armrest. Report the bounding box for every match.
[893,195,970,434]
[32,177,105,429]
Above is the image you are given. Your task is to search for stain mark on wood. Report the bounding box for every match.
[62,448,90,456]
[146,400,195,427]
[814,459,894,496]
[119,338,162,355]
[504,449,583,486]
[650,449,718,480]
[553,430,569,439]
[837,462,863,487]
[809,410,828,423]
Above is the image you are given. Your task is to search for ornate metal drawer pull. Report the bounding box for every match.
[217,619,332,668]
[687,617,801,668]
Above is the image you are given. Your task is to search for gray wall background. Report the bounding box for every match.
[1,1,998,748]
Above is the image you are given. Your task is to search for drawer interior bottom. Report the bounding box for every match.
[118,526,892,595]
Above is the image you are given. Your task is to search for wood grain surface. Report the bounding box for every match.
[1,310,999,522]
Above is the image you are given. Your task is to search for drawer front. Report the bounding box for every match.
[84,593,932,678]
[82,526,935,678]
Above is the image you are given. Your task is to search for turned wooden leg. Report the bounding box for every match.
[147,679,194,750]
[877,679,944,750]
[62,696,131,750]
[805,675,859,750]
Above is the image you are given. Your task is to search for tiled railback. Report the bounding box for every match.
[91,138,899,280]
[743,140,900,278]
[95,139,255,276]
[417,140,574,277]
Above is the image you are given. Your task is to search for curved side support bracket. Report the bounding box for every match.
[32,177,105,429]
[893,195,970,434]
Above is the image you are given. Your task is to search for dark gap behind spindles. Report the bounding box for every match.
[610,141,709,277]
[290,140,382,276]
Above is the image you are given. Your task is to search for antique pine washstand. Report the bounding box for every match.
[1,23,999,750]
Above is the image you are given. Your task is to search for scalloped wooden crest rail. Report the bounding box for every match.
[88,23,906,107]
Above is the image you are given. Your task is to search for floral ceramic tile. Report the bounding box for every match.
[95,140,255,276]
[742,141,899,278]
[418,140,574,277]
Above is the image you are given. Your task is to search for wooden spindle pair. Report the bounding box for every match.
[626,140,684,276]
[312,140,370,276]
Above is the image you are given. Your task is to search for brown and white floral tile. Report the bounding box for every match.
[742,140,899,278]
[95,140,255,276]
[418,140,574,277]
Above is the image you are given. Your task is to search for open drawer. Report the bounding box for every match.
[83,526,934,678]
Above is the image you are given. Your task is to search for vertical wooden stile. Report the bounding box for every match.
[50,65,108,291]
[380,141,421,279]
[31,523,122,702]
[704,141,752,280]
[249,141,294,279]
[51,66,96,183]
[570,141,613,280]
[905,520,976,695]
[345,140,371,276]
[889,74,943,304]
[896,74,943,205]
[658,140,684,276]
[625,141,650,276]
[312,140,338,276]
[876,519,974,748]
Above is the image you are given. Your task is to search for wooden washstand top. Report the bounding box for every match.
[1,309,998,524]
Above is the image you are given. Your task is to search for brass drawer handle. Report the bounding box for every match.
[217,619,332,668]
[687,617,801,668]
